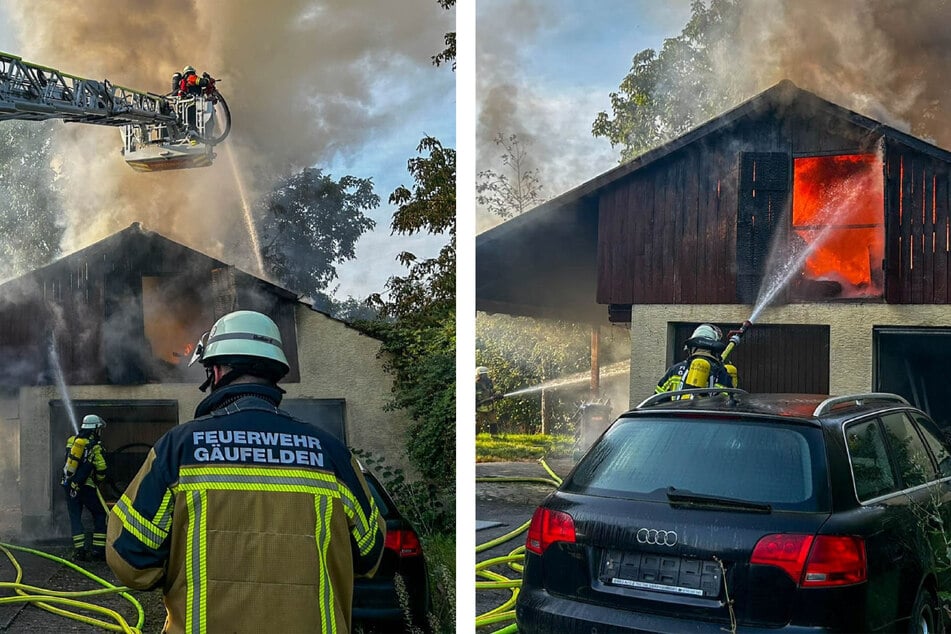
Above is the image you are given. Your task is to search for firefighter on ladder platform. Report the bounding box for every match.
[62,415,108,561]
[106,310,384,633]
[655,324,739,397]
[173,65,211,135]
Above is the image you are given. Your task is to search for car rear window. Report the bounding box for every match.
[564,416,828,512]
[364,476,392,517]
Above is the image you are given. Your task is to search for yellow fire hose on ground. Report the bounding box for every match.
[0,487,146,632]
[476,459,563,633]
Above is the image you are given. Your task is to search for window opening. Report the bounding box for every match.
[791,154,885,299]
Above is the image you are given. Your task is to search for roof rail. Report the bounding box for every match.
[636,388,748,409]
[812,393,910,417]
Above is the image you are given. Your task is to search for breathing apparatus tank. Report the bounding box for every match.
[683,356,713,389]
[724,363,738,388]
[62,436,90,495]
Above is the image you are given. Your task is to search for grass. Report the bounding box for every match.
[421,533,455,633]
[475,433,575,462]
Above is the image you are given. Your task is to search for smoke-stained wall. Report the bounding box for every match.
[0,395,20,536]
[12,304,416,541]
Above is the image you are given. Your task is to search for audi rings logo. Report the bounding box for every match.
[636,528,678,547]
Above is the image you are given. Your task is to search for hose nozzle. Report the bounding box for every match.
[722,320,753,362]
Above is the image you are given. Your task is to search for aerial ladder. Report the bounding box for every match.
[0,51,231,172]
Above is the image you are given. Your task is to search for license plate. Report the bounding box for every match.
[600,549,722,598]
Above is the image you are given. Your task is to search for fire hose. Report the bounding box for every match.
[0,541,144,633]
[0,489,146,632]
[476,459,564,633]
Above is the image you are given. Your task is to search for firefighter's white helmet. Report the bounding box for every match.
[188,310,289,378]
[685,323,725,354]
[182,65,196,75]
[476,366,489,377]
[690,324,722,341]
[81,414,105,430]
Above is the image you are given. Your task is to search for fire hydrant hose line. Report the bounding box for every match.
[0,491,146,632]
[476,459,564,633]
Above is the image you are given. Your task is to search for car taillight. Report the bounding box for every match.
[385,528,422,557]
[751,534,866,587]
[526,507,576,555]
[801,535,866,586]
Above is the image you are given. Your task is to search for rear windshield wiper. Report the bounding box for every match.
[666,487,772,513]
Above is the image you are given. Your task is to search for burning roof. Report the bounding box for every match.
[0,223,301,387]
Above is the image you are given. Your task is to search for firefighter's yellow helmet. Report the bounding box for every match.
[188,310,289,377]
[476,366,489,378]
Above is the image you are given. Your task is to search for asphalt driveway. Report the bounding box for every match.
[475,459,575,632]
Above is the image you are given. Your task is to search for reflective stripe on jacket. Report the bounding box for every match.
[106,383,385,634]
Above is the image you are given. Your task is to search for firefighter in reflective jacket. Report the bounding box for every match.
[106,310,385,634]
[63,414,108,561]
[655,324,738,395]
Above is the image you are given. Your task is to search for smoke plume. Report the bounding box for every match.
[5,0,449,276]
[477,0,951,228]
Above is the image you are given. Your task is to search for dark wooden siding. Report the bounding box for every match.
[671,323,829,393]
[884,140,951,304]
[737,153,790,303]
[597,142,742,305]
[597,105,888,306]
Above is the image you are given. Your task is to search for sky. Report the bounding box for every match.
[0,0,454,301]
[476,0,693,231]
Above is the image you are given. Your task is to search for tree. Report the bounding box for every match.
[323,294,380,323]
[432,0,456,70]
[591,0,743,161]
[381,136,455,315]
[476,132,544,219]
[368,136,455,487]
[476,314,630,435]
[0,121,64,279]
[256,167,378,299]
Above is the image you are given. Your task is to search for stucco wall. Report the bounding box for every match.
[0,395,20,537]
[288,305,414,472]
[629,303,951,406]
[12,305,415,541]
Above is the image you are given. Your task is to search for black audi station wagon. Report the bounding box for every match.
[516,390,951,633]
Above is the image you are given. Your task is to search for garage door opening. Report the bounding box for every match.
[49,400,178,520]
[875,328,951,427]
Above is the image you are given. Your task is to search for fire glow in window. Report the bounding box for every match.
[791,154,885,299]
[142,276,214,367]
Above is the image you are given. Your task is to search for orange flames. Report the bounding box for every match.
[792,154,884,297]
[184,342,195,356]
